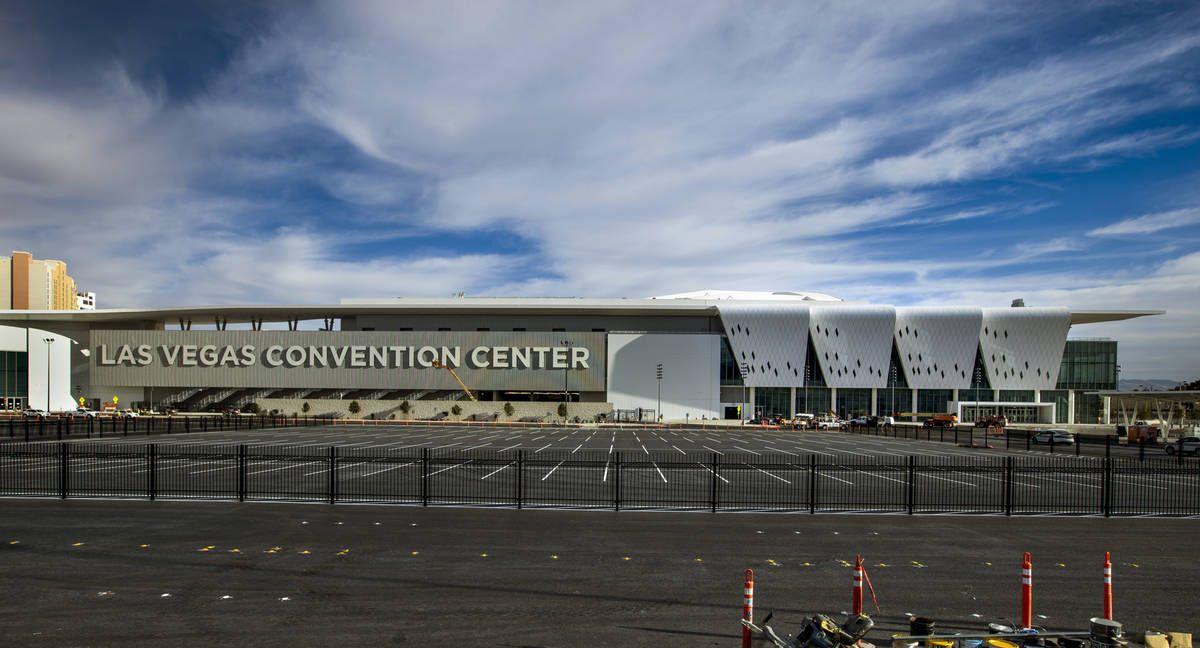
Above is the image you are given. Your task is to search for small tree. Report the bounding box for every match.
[451,404,462,416]
[302,401,311,414]
[349,401,361,415]
[244,402,259,414]
[557,402,568,418]
[399,400,411,415]
[503,402,515,417]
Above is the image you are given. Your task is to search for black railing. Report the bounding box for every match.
[1,442,1196,516]
[0,414,322,442]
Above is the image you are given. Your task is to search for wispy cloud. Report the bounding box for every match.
[1087,208,1200,236]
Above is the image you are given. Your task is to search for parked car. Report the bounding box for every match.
[1163,436,1200,456]
[21,408,49,419]
[816,419,843,430]
[1032,430,1075,445]
[69,408,98,420]
[877,416,895,426]
[116,409,140,419]
[849,416,871,425]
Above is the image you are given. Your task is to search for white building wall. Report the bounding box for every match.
[895,307,982,389]
[714,302,809,387]
[0,324,79,411]
[606,333,721,420]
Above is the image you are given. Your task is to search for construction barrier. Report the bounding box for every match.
[1021,552,1033,629]
[743,569,754,648]
[1103,551,1113,620]
[853,555,864,615]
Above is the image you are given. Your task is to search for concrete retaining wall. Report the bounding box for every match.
[254,398,613,422]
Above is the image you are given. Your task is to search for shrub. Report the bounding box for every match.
[244,402,259,414]
[301,401,310,414]
[451,404,462,416]
[349,400,361,415]
[557,402,568,418]
[399,400,411,415]
[503,402,515,417]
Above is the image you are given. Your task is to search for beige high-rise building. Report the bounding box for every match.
[0,251,80,310]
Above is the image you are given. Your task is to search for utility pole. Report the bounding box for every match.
[656,363,663,422]
[43,337,54,411]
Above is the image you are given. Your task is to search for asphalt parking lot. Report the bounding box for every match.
[2,499,1196,647]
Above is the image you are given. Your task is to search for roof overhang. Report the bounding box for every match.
[0,302,1167,326]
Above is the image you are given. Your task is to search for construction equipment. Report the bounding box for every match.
[431,362,478,402]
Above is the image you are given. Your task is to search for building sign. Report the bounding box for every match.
[89,331,605,392]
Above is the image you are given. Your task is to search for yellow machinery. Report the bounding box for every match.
[431,362,478,402]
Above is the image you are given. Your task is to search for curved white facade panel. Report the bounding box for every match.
[979,307,1071,390]
[714,303,809,387]
[810,306,894,388]
[895,307,982,389]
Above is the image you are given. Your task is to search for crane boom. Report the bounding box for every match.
[432,362,478,402]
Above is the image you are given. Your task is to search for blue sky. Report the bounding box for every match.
[2,1,1199,379]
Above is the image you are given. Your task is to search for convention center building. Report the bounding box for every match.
[0,290,1162,424]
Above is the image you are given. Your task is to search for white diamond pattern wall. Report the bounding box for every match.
[715,303,809,387]
[894,307,982,389]
[979,307,1070,391]
[810,306,894,388]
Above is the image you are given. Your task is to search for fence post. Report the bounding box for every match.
[328,446,337,504]
[1005,456,1013,516]
[614,451,621,511]
[24,419,28,443]
[1076,434,1082,456]
[516,450,524,509]
[59,442,69,499]
[148,444,157,500]
[710,452,719,513]
[421,447,430,506]
[1103,456,1112,517]
[907,455,915,515]
[123,417,128,437]
[237,444,246,502]
[57,417,62,441]
[1105,435,1111,458]
[809,454,817,514]
[1139,439,1144,461]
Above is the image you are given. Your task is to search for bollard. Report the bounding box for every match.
[1102,552,1113,620]
[853,554,863,615]
[742,569,754,648]
[1021,552,1032,629]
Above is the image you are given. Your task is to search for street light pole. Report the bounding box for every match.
[739,362,749,424]
[561,339,571,403]
[43,337,54,411]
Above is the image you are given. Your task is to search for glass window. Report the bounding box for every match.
[999,390,1035,403]
[796,387,831,416]
[917,389,953,415]
[836,388,872,418]
[876,387,911,419]
[755,388,791,418]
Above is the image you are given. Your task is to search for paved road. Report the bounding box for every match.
[1,499,1196,647]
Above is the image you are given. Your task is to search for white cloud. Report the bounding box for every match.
[1087,208,1200,237]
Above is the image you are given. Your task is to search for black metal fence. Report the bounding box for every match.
[2,442,1196,516]
[1,414,321,443]
[843,422,1186,460]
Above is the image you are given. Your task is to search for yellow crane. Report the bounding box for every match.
[431,362,478,402]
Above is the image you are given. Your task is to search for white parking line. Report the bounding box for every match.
[746,464,790,484]
[481,462,513,480]
[542,460,564,480]
[356,461,416,477]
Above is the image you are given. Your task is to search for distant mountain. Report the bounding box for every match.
[1118,378,1181,391]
